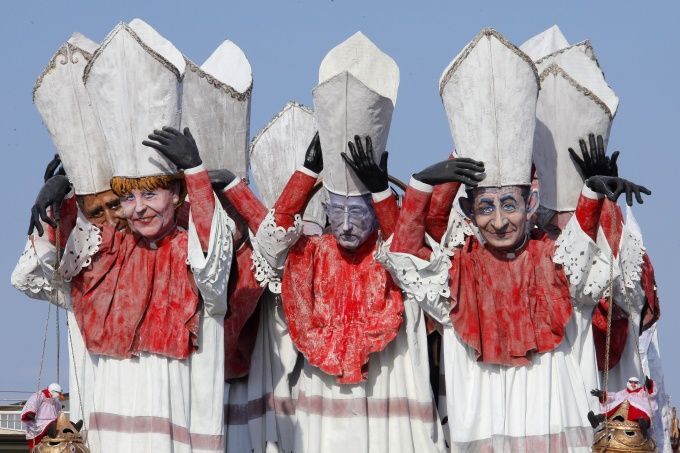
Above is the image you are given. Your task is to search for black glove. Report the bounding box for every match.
[43,154,66,182]
[413,158,486,187]
[208,169,237,192]
[590,389,605,399]
[585,175,651,206]
[302,131,323,174]
[28,175,72,236]
[569,133,619,178]
[142,126,202,170]
[645,376,653,390]
[341,135,388,193]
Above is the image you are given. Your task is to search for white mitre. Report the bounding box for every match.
[33,33,111,195]
[440,28,539,187]
[313,32,399,196]
[522,27,619,211]
[181,40,252,180]
[84,18,185,178]
[519,25,569,61]
[250,102,326,229]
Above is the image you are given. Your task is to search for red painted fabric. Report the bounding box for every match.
[447,233,573,366]
[70,170,215,360]
[372,194,400,239]
[71,227,200,359]
[282,232,404,384]
[223,180,268,234]
[598,199,623,258]
[272,171,318,229]
[46,195,78,245]
[592,298,629,371]
[426,181,461,242]
[640,253,660,331]
[223,241,266,380]
[575,192,604,242]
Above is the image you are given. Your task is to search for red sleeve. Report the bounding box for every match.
[184,168,215,251]
[390,185,433,260]
[640,253,660,331]
[574,190,604,241]
[272,170,317,230]
[45,195,77,246]
[598,200,624,258]
[426,182,460,242]
[373,193,400,238]
[222,180,268,233]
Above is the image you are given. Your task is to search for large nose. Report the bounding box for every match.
[342,210,352,233]
[134,195,146,214]
[491,208,508,230]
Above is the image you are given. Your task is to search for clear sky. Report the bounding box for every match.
[2,0,678,407]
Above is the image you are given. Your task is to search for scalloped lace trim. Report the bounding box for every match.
[375,236,451,303]
[58,214,102,282]
[250,209,302,294]
[619,207,645,288]
[553,216,611,298]
[443,208,474,253]
[12,240,55,295]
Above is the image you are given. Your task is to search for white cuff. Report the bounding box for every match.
[409,177,434,193]
[298,166,319,178]
[582,184,604,200]
[223,177,242,192]
[64,188,75,199]
[372,188,393,203]
[184,163,206,175]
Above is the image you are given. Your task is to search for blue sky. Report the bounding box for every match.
[2,1,678,407]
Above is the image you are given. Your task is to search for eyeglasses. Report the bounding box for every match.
[326,205,371,219]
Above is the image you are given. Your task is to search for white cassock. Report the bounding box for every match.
[12,201,234,453]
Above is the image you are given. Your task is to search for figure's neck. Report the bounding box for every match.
[485,232,529,260]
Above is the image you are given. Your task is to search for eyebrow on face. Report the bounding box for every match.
[499,194,518,204]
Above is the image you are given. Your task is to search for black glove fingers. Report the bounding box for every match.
[633,187,644,204]
[365,136,375,166]
[147,134,171,146]
[625,184,634,206]
[38,204,57,228]
[153,129,176,141]
[610,151,620,176]
[161,126,181,136]
[455,161,486,172]
[596,135,605,161]
[639,185,651,196]
[44,155,62,182]
[379,151,389,173]
[341,152,360,174]
[347,141,360,167]
[142,140,168,153]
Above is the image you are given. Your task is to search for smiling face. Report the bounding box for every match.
[325,192,376,251]
[627,378,641,391]
[119,184,179,241]
[466,186,533,252]
[77,190,127,230]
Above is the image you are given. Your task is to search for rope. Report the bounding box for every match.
[602,249,615,432]
[35,298,52,394]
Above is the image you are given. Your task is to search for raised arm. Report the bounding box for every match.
[144,127,215,250]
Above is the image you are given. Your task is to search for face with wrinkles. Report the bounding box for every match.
[325,192,376,251]
[119,185,179,241]
[77,190,126,230]
[466,186,533,252]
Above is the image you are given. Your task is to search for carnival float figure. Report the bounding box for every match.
[20,383,67,450]
[221,101,327,452]
[589,376,657,437]
[243,32,446,452]
[19,19,235,452]
[523,25,673,451]
[376,28,651,452]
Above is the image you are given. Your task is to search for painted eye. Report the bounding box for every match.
[502,204,517,212]
[478,206,493,215]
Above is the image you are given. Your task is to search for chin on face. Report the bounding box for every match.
[467,186,531,252]
[326,192,376,251]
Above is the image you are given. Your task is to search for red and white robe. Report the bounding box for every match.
[251,168,446,453]
[13,165,234,453]
[380,178,616,452]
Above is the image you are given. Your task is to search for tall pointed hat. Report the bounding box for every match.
[33,33,111,195]
[440,28,539,187]
[522,27,619,211]
[519,25,569,61]
[181,40,252,180]
[313,32,399,196]
[250,102,326,228]
[84,18,185,179]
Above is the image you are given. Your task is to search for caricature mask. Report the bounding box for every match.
[627,377,641,391]
[463,186,536,252]
[325,192,376,251]
[77,190,127,231]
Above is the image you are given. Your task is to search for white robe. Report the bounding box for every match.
[379,212,611,452]
[251,210,447,453]
[12,201,234,453]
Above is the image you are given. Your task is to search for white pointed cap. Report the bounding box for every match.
[181,40,252,180]
[84,19,184,178]
[250,102,326,228]
[440,28,539,187]
[314,32,399,195]
[534,59,616,211]
[520,25,569,61]
[33,33,112,195]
